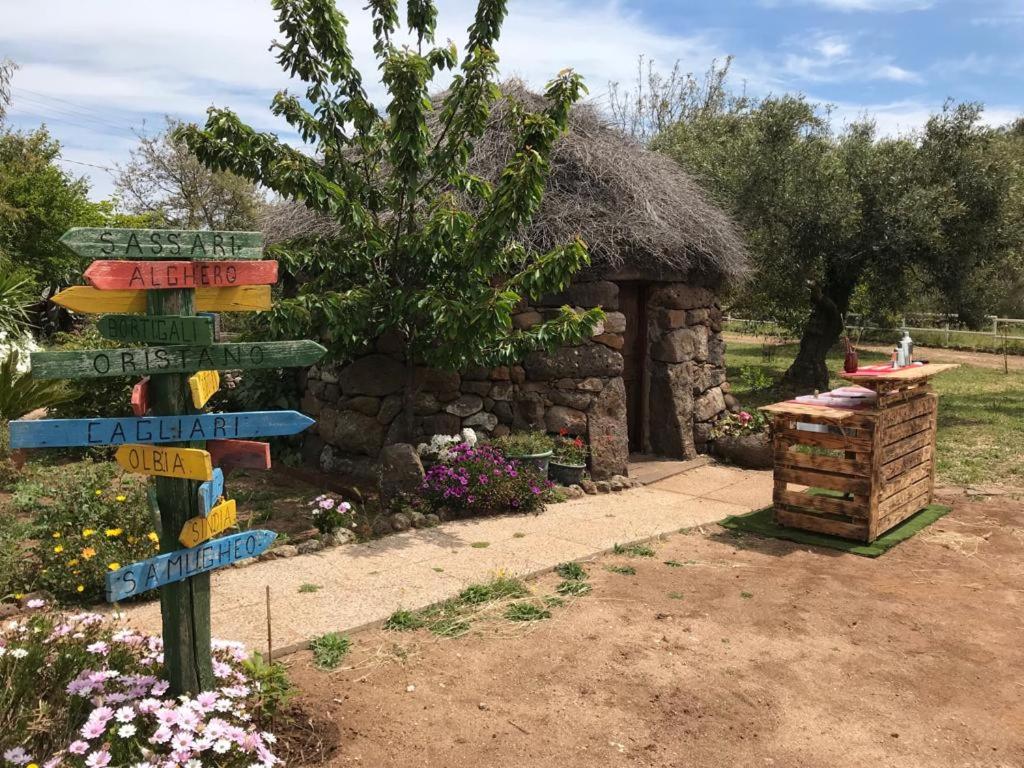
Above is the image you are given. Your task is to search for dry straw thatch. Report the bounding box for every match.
[260,80,749,287]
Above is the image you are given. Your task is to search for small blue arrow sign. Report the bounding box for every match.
[8,411,314,449]
[198,468,225,517]
[106,529,276,602]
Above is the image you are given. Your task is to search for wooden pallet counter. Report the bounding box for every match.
[760,363,957,543]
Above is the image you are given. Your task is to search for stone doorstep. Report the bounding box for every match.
[627,455,713,486]
[263,518,723,660]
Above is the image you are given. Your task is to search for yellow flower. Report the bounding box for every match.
[147,532,159,543]
[81,547,96,560]
[28,763,39,768]
[67,559,79,567]
[51,531,61,539]
[105,528,123,538]
[76,585,84,593]
[116,494,127,503]
[14,593,23,600]
[94,489,102,496]
[82,529,95,538]
[108,562,121,571]
[53,545,64,553]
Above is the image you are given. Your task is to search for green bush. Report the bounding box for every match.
[13,460,159,603]
[47,325,134,420]
[489,431,555,456]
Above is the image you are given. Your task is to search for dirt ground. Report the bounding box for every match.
[724,331,1024,372]
[283,487,1024,768]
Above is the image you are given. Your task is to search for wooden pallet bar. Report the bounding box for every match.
[760,363,955,543]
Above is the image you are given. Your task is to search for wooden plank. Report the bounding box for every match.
[775,465,870,495]
[877,384,932,409]
[178,499,238,548]
[882,430,932,463]
[130,377,150,417]
[8,410,315,449]
[882,413,934,446]
[775,428,873,452]
[207,439,271,471]
[85,260,278,290]
[839,363,959,384]
[29,340,326,379]
[115,444,213,481]
[197,468,226,517]
[875,492,931,534]
[188,370,220,409]
[759,402,868,422]
[775,508,867,541]
[879,394,936,426]
[98,314,214,346]
[879,461,931,501]
[105,529,276,602]
[776,488,866,519]
[51,285,271,314]
[881,445,933,481]
[775,447,871,477]
[61,227,262,260]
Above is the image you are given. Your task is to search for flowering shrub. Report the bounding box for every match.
[0,603,283,767]
[24,462,158,604]
[488,431,554,456]
[308,494,356,534]
[419,443,550,517]
[416,429,477,463]
[552,435,588,466]
[709,409,769,439]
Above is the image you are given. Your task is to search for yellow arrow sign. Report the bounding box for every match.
[179,498,237,548]
[51,285,271,314]
[188,370,220,409]
[115,444,213,481]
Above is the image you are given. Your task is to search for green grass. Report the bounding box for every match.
[612,543,655,558]
[504,602,551,622]
[556,579,592,597]
[663,560,683,568]
[309,632,351,669]
[470,541,490,548]
[298,583,321,593]
[725,340,1024,489]
[740,591,753,599]
[383,609,425,631]
[554,562,588,580]
[606,565,637,576]
[668,591,684,600]
[458,575,527,604]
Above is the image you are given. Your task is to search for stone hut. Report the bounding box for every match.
[267,84,749,482]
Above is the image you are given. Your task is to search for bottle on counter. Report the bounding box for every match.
[843,336,859,373]
[901,330,914,364]
[891,347,899,368]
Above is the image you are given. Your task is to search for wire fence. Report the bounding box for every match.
[725,314,1024,356]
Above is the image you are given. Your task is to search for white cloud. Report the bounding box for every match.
[762,0,933,10]
[873,64,923,84]
[1,0,727,197]
[828,100,1020,137]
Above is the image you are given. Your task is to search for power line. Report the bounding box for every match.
[62,157,117,175]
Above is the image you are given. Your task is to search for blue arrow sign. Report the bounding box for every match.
[106,529,276,602]
[8,411,314,449]
[198,468,225,517]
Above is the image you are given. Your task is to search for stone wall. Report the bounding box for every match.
[299,279,728,483]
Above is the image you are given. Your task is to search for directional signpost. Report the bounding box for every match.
[13,227,324,695]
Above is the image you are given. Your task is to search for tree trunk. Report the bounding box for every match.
[781,289,847,393]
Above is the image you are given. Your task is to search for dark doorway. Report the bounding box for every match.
[618,283,648,452]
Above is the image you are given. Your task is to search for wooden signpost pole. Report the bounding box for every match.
[147,286,215,693]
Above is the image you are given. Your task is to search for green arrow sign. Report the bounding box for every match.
[60,228,263,260]
[98,314,214,346]
[30,340,327,379]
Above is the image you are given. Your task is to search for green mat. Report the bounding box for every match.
[719,501,951,557]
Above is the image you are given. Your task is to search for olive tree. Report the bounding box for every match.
[178,0,601,435]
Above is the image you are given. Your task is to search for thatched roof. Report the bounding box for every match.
[260,80,750,288]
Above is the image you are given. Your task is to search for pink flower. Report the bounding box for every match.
[80,719,106,739]
[26,598,45,609]
[85,750,111,767]
[68,740,90,755]
[86,641,109,655]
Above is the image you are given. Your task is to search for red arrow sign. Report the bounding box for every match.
[84,260,278,290]
[130,377,150,416]
[207,439,271,471]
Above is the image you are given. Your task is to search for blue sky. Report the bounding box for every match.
[2,0,1021,199]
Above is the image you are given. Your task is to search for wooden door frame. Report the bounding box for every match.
[618,281,650,454]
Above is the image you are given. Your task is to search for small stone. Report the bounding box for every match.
[346,396,381,416]
[445,394,484,417]
[478,702,489,711]
[580,479,598,494]
[578,377,604,392]
[273,544,299,558]
[410,512,428,528]
[372,517,393,537]
[462,380,492,396]
[390,512,412,532]
[464,411,499,431]
[297,540,323,555]
[423,513,441,527]
[379,443,425,503]
[489,366,510,380]
[324,529,356,546]
[564,485,586,499]
[510,365,526,384]
[490,382,513,401]
[608,479,625,492]
[406,684,416,693]
[595,481,612,493]
[593,333,624,350]
[545,405,587,435]
[377,394,403,424]
[513,310,543,330]
[603,311,627,334]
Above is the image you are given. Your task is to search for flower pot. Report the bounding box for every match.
[712,432,772,470]
[548,461,586,486]
[506,450,553,476]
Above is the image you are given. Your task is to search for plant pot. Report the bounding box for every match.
[548,461,586,486]
[712,432,772,470]
[506,450,553,476]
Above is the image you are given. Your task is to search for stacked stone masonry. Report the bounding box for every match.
[300,279,729,482]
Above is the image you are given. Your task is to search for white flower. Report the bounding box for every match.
[10,648,28,659]
[26,598,45,609]
[4,746,31,765]
[117,724,137,738]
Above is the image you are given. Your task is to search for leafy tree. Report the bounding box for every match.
[115,117,262,229]
[179,0,601,436]
[0,58,16,122]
